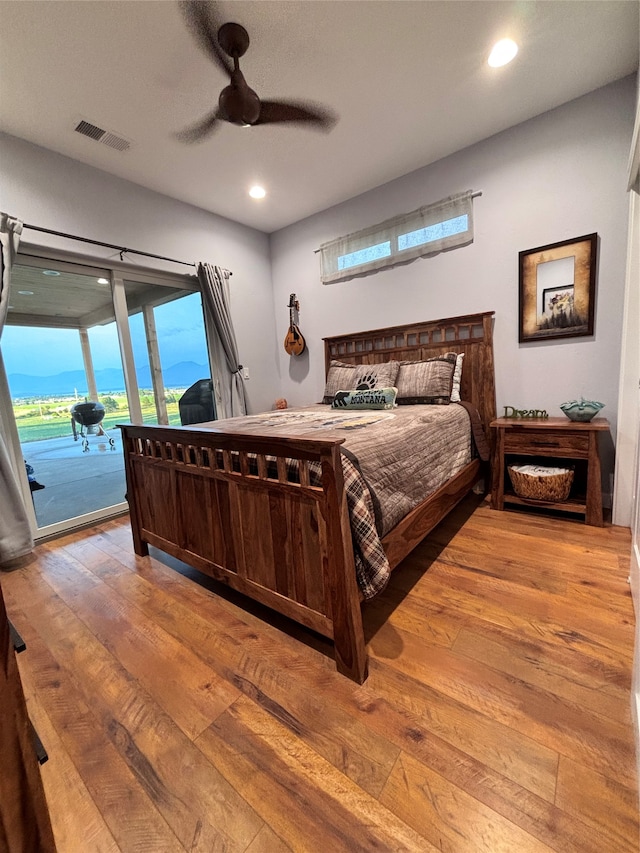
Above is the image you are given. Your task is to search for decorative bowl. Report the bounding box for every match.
[559,398,604,422]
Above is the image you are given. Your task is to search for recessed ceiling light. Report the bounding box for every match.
[42,269,61,276]
[18,290,34,295]
[488,38,518,68]
[97,278,109,284]
[249,185,266,199]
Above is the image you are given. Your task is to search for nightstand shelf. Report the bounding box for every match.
[501,493,587,515]
[490,417,610,526]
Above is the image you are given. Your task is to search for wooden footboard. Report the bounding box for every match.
[119,424,369,682]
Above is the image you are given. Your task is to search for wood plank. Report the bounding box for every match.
[237,488,277,588]
[379,750,555,853]
[371,572,634,675]
[244,826,292,853]
[422,524,625,582]
[555,756,639,853]
[196,695,437,852]
[404,537,569,594]
[365,591,463,650]
[452,624,632,724]
[332,670,627,853]
[368,625,636,788]
[402,568,634,664]
[89,524,568,820]
[468,504,631,557]
[362,660,559,801]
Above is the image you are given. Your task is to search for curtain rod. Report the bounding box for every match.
[20,221,232,276]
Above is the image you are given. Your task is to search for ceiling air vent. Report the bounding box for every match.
[73,119,131,152]
[75,119,105,140]
[100,132,130,152]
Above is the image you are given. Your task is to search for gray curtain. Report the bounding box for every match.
[197,263,247,418]
[0,213,33,564]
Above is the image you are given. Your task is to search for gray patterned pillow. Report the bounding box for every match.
[396,353,457,404]
[323,360,400,404]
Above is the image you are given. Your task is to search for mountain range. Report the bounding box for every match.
[9,361,209,399]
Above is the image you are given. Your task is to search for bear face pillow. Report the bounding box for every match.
[322,360,400,404]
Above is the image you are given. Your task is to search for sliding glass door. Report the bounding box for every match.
[0,250,208,537]
[122,282,211,426]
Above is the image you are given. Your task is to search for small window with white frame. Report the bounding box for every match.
[319,190,475,285]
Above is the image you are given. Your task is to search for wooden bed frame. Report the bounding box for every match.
[120,311,496,683]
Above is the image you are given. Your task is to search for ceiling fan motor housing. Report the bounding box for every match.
[217,22,250,59]
[219,81,261,125]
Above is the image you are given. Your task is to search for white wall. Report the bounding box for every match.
[0,132,279,414]
[270,76,637,498]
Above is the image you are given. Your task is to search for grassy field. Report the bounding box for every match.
[13,390,185,443]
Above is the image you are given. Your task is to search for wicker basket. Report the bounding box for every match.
[507,464,574,502]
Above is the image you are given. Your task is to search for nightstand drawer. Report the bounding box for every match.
[503,430,589,456]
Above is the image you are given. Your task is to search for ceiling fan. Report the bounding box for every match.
[177,1,338,142]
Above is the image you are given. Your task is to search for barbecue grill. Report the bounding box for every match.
[70,401,115,452]
[178,379,215,425]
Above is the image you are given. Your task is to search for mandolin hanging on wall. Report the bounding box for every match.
[284,293,306,355]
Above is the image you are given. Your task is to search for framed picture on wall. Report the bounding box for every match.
[518,233,598,343]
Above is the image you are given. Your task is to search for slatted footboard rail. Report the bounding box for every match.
[119,423,368,682]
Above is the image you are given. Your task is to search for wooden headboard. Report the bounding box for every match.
[323,311,496,442]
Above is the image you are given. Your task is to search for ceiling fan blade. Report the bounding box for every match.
[175,109,221,143]
[179,1,232,78]
[255,100,338,131]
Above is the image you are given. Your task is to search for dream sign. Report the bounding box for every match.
[503,406,549,419]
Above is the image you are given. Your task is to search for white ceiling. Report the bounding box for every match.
[1,1,638,234]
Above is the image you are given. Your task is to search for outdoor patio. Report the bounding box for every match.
[23,427,127,529]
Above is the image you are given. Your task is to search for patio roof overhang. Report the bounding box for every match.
[7,245,199,330]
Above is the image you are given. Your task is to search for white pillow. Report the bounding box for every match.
[450,353,464,403]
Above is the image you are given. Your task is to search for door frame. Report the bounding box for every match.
[1,242,203,539]
[614,73,640,800]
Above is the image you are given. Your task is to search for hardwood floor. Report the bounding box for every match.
[1,495,637,852]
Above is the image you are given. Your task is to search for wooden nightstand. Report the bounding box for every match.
[490,417,610,526]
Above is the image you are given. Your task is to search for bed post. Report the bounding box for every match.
[481,312,497,438]
[322,444,368,683]
[120,429,149,557]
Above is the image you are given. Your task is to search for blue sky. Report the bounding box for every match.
[3,293,209,377]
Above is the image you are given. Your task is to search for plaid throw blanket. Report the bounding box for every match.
[330,454,390,600]
[273,454,388,600]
